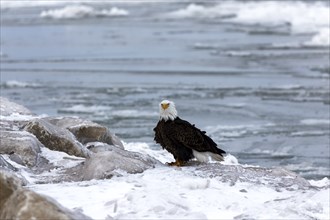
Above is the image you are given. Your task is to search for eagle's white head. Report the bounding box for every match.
[159,100,177,121]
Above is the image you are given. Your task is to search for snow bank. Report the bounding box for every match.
[26,142,329,220]
[29,164,329,219]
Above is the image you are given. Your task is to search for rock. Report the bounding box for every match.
[24,118,90,158]
[0,97,34,116]
[82,146,159,180]
[0,170,92,220]
[0,131,42,167]
[45,116,124,148]
[194,163,311,189]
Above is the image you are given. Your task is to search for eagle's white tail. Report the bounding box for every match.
[193,150,224,162]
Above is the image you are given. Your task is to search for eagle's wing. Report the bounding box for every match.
[164,118,214,153]
[153,121,165,148]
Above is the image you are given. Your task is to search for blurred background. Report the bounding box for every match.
[1,0,329,179]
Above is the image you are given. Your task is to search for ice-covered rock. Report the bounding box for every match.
[82,145,160,180]
[24,118,90,158]
[0,131,43,167]
[0,97,36,131]
[45,116,123,148]
[0,170,92,220]
[0,97,33,116]
[86,142,123,153]
[0,155,18,172]
[195,163,311,189]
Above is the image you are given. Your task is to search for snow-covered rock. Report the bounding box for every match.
[82,145,160,180]
[0,97,33,117]
[24,118,90,158]
[45,116,123,148]
[0,155,18,172]
[195,163,311,189]
[0,131,43,167]
[0,170,92,220]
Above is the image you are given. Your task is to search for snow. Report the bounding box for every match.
[0,113,38,121]
[25,142,330,220]
[40,147,84,169]
[28,167,330,219]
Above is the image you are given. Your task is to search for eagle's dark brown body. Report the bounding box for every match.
[153,117,226,165]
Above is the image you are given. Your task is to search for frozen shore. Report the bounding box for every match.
[0,96,329,219]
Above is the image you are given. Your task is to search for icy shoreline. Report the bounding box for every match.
[0,96,329,219]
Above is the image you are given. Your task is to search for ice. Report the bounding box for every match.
[1,0,152,9]
[58,104,112,114]
[301,119,330,125]
[40,5,129,19]
[1,80,42,88]
[112,110,158,118]
[0,113,37,122]
[304,28,330,47]
[309,177,330,188]
[167,1,330,46]
[1,0,70,8]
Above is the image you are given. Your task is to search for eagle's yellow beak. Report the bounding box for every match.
[161,103,170,110]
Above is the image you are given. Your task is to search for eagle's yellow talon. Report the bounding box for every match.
[166,160,185,167]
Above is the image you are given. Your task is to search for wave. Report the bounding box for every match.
[40,5,129,20]
[166,1,330,46]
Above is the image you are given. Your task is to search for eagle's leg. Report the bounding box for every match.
[166,159,186,167]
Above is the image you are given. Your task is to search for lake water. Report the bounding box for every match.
[1,0,329,179]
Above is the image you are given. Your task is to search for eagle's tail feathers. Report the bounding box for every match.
[209,152,224,162]
[193,150,224,162]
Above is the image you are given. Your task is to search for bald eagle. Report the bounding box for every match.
[153,100,226,166]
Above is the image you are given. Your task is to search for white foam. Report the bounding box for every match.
[40,5,129,19]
